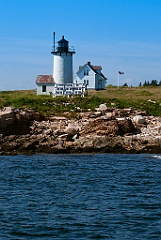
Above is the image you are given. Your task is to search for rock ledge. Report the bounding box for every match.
[1,106,161,155]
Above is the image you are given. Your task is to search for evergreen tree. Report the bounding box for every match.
[143,80,147,86]
[151,79,158,86]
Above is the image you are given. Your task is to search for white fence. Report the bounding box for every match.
[52,83,87,97]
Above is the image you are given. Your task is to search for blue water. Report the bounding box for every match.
[0,154,161,240]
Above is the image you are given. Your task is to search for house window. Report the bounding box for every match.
[42,85,46,92]
[84,80,89,85]
[84,70,89,76]
[98,80,102,87]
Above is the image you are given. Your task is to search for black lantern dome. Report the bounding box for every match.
[57,36,69,52]
[51,34,75,54]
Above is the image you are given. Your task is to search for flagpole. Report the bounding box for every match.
[117,71,125,89]
[117,71,120,89]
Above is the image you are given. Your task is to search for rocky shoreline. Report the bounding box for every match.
[1,106,161,155]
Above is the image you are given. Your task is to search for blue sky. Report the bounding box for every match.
[0,0,161,90]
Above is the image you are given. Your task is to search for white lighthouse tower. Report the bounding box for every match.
[51,33,75,84]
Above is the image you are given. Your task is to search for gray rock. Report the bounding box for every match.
[65,124,78,136]
[54,129,66,136]
[99,104,107,112]
[105,112,116,120]
[133,115,146,125]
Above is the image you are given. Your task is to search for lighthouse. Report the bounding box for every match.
[51,34,75,84]
[36,33,87,97]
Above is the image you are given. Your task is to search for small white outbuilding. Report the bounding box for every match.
[36,75,55,95]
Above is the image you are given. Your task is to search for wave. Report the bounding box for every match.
[150,155,161,159]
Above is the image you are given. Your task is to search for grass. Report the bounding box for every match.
[1,86,161,117]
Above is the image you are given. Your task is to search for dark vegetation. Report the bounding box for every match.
[1,86,161,118]
[142,79,161,86]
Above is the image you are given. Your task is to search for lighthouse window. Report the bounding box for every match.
[42,85,46,92]
[87,80,89,85]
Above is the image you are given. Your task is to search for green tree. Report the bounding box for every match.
[151,79,158,86]
[143,80,147,86]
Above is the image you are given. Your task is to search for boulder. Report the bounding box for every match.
[0,107,37,135]
[80,119,119,136]
[54,129,66,136]
[99,104,107,112]
[133,115,146,125]
[88,111,102,118]
[0,107,16,128]
[80,118,137,137]
[65,124,79,136]
[105,112,116,120]
[117,119,137,135]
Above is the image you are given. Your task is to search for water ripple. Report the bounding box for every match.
[0,154,161,239]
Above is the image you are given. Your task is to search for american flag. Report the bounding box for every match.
[118,71,124,75]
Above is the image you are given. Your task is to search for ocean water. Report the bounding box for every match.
[0,154,161,240]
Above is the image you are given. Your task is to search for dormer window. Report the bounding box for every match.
[84,70,89,76]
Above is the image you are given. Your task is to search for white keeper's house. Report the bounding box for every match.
[75,61,107,90]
